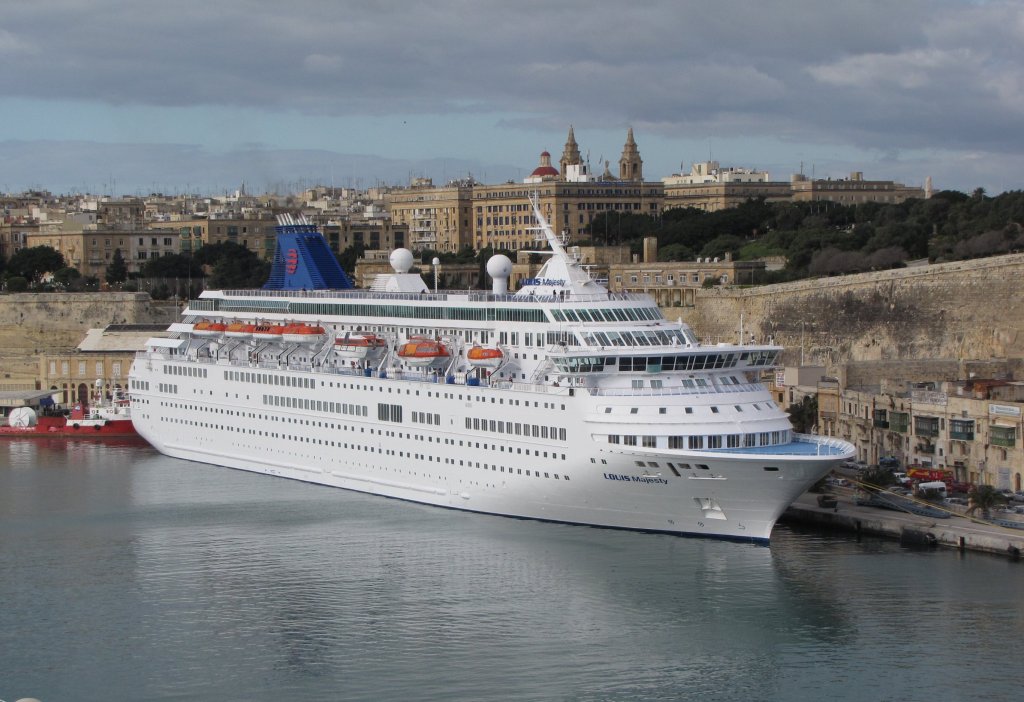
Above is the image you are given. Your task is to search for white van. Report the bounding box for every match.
[915,481,948,500]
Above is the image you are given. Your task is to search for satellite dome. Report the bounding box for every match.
[486,254,513,278]
[390,248,414,273]
[8,406,38,427]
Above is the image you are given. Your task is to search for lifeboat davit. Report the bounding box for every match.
[398,338,450,367]
[192,320,227,337]
[467,345,503,369]
[252,323,287,340]
[224,321,256,339]
[282,323,326,344]
[335,333,387,361]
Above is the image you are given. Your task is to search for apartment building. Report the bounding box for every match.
[822,378,1023,491]
[790,172,925,204]
[608,238,764,308]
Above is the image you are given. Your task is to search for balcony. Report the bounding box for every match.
[991,426,1016,448]
[914,416,940,438]
[950,421,974,441]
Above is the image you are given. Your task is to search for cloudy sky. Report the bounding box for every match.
[2,0,1021,196]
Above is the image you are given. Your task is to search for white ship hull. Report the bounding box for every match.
[130,361,846,542]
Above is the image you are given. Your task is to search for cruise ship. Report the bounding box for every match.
[129,199,853,542]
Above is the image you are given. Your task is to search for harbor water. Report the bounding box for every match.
[1,439,1021,702]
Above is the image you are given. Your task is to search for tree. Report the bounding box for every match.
[336,243,366,274]
[786,395,818,433]
[52,267,83,290]
[859,467,896,493]
[657,243,694,262]
[106,248,128,286]
[193,241,270,288]
[967,485,1007,520]
[140,253,202,279]
[5,246,66,285]
[5,276,29,292]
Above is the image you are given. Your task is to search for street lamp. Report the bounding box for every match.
[432,257,440,293]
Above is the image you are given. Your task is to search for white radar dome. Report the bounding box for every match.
[390,248,415,274]
[486,255,513,279]
[9,406,38,427]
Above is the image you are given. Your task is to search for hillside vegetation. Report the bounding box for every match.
[583,189,1024,283]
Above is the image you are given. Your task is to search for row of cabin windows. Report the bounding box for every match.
[157,400,571,475]
[607,430,790,449]
[227,369,313,388]
[263,394,367,417]
[412,411,440,425]
[549,307,663,324]
[465,417,567,441]
[226,366,564,412]
[166,365,207,378]
[498,330,579,346]
[605,401,768,415]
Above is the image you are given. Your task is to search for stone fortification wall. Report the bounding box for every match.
[0,293,178,378]
[677,253,1024,373]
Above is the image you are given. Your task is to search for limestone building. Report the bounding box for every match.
[662,161,791,212]
[146,219,210,256]
[385,179,474,253]
[790,172,925,204]
[661,164,925,212]
[385,128,664,254]
[608,239,764,309]
[39,324,168,405]
[318,218,409,256]
[821,377,1023,492]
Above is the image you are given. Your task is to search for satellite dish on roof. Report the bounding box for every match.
[390,248,414,273]
[9,406,37,427]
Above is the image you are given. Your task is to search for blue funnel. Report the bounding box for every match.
[263,215,354,290]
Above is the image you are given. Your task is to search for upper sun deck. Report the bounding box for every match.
[202,287,654,304]
[186,287,668,327]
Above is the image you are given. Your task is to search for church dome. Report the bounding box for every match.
[530,150,559,178]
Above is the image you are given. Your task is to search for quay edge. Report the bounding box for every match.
[782,492,1024,560]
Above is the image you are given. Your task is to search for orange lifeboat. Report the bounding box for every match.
[466,346,503,369]
[252,323,287,340]
[397,338,450,367]
[192,320,227,337]
[335,333,387,360]
[282,323,326,344]
[224,321,256,339]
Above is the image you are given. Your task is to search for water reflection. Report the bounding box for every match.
[1,444,1021,702]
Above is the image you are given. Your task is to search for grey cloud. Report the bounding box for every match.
[0,140,520,195]
[2,1,1022,167]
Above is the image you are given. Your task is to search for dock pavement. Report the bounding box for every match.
[783,487,1024,560]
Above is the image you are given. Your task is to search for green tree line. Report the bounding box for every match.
[583,188,1024,281]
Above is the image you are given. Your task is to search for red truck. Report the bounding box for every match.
[906,467,971,494]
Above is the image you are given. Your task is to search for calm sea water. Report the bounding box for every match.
[1,439,1021,702]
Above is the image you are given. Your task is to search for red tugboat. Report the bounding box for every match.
[0,389,137,438]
